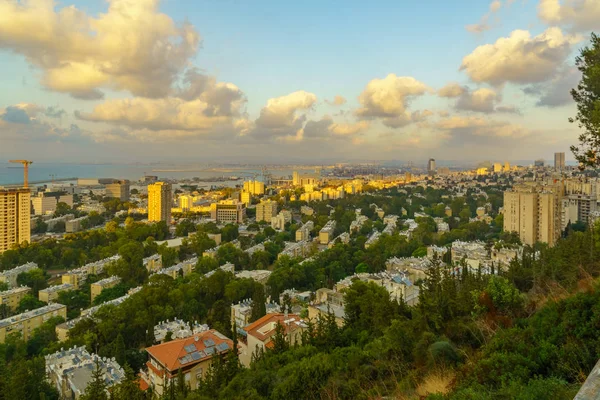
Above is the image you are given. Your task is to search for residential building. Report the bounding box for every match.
[278,240,313,259]
[239,313,307,367]
[561,193,597,229]
[153,319,209,343]
[0,187,30,253]
[55,317,84,342]
[38,283,75,303]
[243,180,265,195]
[210,200,245,223]
[503,183,562,246]
[319,220,336,245]
[143,254,163,272]
[271,210,291,230]
[256,200,278,223]
[231,299,280,329]
[240,191,252,206]
[105,180,130,201]
[66,216,87,233]
[0,286,30,311]
[554,152,566,171]
[0,303,67,343]
[300,206,314,216]
[295,220,314,241]
[308,288,345,327]
[90,276,121,302]
[235,270,271,285]
[61,256,121,289]
[142,330,233,396]
[45,346,124,399]
[148,182,173,223]
[0,262,38,287]
[31,193,57,216]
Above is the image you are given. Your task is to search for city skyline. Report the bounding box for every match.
[1,0,599,163]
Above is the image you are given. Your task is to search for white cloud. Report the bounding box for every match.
[254,91,317,136]
[438,83,467,98]
[538,0,600,32]
[0,0,200,99]
[460,27,580,85]
[355,74,432,128]
[329,120,370,136]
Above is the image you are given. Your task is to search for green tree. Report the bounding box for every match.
[79,358,108,400]
[249,285,266,323]
[570,33,600,167]
[16,268,47,296]
[110,364,146,400]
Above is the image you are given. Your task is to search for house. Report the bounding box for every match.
[141,329,233,396]
[239,313,307,367]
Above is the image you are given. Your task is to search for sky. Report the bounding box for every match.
[0,0,598,165]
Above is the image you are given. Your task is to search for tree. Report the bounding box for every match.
[32,217,48,234]
[570,33,600,167]
[113,333,126,366]
[249,285,266,323]
[16,268,47,296]
[80,358,108,400]
[110,364,146,400]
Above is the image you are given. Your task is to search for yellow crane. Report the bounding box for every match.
[9,160,33,188]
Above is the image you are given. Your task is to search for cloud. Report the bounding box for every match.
[44,106,66,119]
[355,74,432,128]
[460,27,580,85]
[253,90,317,137]
[438,83,466,98]
[466,0,503,33]
[1,106,32,124]
[0,103,87,142]
[523,66,580,107]
[76,70,247,136]
[438,85,518,113]
[325,95,347,106]
[538,0,600,32]
[329,120,370,136]
[435,116,531,147]
[0,0,200,99]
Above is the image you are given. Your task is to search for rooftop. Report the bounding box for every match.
[0,303,66,328]
[146,329,232,372]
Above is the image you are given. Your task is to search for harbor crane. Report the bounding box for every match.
[9,160,33,188]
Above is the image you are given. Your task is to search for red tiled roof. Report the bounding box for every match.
[145,329,233,372]
[243,313,305,342]
[139,377,149,391]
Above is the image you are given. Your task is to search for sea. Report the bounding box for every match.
[0,162,315,188]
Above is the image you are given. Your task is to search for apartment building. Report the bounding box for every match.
[148,182,173,223]
[0,187,30,253]
[0,303,67,343]
[143,254,163,272]
[239,313,307,367]
[46,346,124,399]
[153,319,209,343]
[210,200,245,223]
[503,183,562,246]
[142,330,233,396]
[230,299,280,329]
[105,180,130,202]
[256,200,278,223]
[295,220,314,241]
[31,192,74,216]
[66,216,88,233]
[319,221,336,245]
[0,286,31,311]
[271,210,291,230]
[0,262,38,288]
[243,180,265,195]
[38,283,75,303]
[90,276,121,302]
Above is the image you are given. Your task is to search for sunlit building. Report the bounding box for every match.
[148,182,173,223]
[0,187,30,253]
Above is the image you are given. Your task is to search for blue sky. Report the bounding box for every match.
[0,0,597,164]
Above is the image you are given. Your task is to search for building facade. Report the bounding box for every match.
[105,180,130,201]
[0,303,67,343]
[0,286,30,311]
[554,152,566,171]
[210,200,245,223]
[0,187,30,253]
[142,330,233,396]
[148,182,173,223]
[503,184,562,246]
[256,200,278,223]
